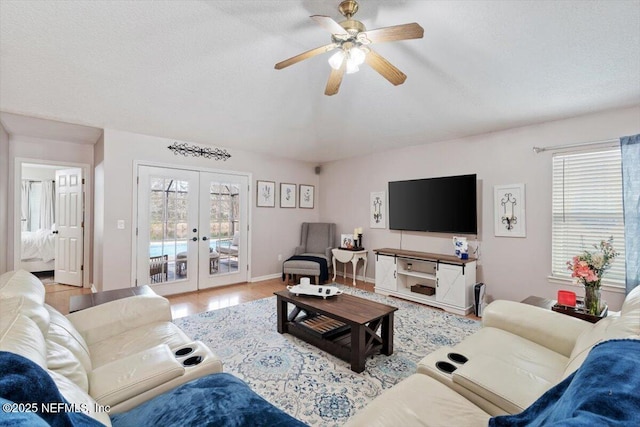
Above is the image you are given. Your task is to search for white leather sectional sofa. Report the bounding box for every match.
[346,285,640,426]
[0,270,223,426]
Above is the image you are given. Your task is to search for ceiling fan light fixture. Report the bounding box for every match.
[328,50,345,70]
[346,60,359,74]
[349,46,366,65]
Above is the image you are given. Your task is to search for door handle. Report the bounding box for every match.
[202,236,208,241]
[192,237,198,242]
[52,230,59,234]
[192,228,197,233]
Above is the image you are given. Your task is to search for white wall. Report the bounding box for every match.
[0,123,9,273]
[319,106,640,311]
[97,129,319,291]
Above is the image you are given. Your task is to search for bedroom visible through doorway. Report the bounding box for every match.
[17,162,86,287]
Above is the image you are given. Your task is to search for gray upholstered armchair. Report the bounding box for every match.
[294,222,336,263]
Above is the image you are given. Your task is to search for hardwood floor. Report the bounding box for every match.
[45,276,375,317]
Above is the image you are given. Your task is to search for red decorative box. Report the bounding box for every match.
[557,290,577,307]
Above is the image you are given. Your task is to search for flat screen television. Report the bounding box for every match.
[388,174,477,234]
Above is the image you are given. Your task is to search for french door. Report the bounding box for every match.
[136,165,248,295]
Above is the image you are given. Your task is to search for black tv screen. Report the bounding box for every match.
[388,174,477,234]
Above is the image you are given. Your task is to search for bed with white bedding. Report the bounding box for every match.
[20,229,55,272]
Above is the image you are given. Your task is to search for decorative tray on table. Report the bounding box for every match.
[286,284,343,299]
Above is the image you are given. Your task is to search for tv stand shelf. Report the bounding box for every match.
[374,248,477,315]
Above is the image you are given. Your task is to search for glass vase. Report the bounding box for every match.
[584,284,601,316]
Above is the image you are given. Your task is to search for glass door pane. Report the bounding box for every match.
[199,172,248,289]
[137,166,199,295]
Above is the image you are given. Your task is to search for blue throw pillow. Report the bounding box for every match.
[0,351,102,427]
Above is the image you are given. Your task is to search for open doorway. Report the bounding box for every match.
[14,159,91,287]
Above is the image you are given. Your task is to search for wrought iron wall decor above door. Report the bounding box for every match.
[168,142,231,161]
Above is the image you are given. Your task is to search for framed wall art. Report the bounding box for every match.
[256,180,275,207]
[370,191,386,229]
[280,183,296,208]
[494,183,526,237]
[299,184,314,209]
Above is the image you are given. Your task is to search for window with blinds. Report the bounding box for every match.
[551,148,626,286]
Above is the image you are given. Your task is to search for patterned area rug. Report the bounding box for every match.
[174,284,480,426]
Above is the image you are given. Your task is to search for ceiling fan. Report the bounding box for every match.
[275,0,424,96]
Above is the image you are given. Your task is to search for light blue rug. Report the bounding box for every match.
[174,285,480,426]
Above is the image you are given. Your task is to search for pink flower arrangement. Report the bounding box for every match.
[566,238,618,288]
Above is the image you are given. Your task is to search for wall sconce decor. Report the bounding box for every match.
[494,183,526,237]
[370,191,386,229]
[168,142,231,161]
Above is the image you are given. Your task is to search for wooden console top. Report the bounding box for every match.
[373,247,477,264]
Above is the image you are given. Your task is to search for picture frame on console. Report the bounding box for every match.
[341,234,354,249]
[494,183,526,237]
[280,183,296,208]
[299,184,314,209]
[256,180,275,207]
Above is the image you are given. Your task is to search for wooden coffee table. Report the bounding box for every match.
[275,290,398,373]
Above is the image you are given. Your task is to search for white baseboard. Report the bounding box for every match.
[251,272,282,283]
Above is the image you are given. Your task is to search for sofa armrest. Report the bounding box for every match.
[66,294,173,345]
[482,300,592,357]
[88,344,184,407]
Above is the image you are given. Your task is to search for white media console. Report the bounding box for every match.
[374,248,477,315]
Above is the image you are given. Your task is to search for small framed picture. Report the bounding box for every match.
[256,180,275,207]
[280,183,296,208]
[341,234,354,249]
[299,184,314,209]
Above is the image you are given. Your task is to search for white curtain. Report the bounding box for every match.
[21,180,31,232]
[40,180,55,230]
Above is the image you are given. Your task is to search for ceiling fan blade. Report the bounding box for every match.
[361,23,424,44]
[310,15,348,36]
[365,49,407,86]
[274,43,338,70]
[325,59,346,96]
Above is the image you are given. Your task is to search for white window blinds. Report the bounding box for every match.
[551,148,626,286]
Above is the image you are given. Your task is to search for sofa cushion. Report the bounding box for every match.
[0,298,47,369]
[344,373,491,427]
[47,340,89,393]
[0,270,50,333]
[490,339,640,427]
[45,304,92,372]
[87,321,191,368]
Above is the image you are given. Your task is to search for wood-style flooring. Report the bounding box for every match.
[44,276,376,318]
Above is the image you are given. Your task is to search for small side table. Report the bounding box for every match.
[69,285,155,313]
[521,295,608,323]
[332,248,367,286]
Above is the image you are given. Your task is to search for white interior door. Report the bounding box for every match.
[198,172,248,289]
[54,168,83,286]
[137,166,200,295]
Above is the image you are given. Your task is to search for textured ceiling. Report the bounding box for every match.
[1,0,639,162]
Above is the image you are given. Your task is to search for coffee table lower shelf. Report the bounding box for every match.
[285,319,383,366]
